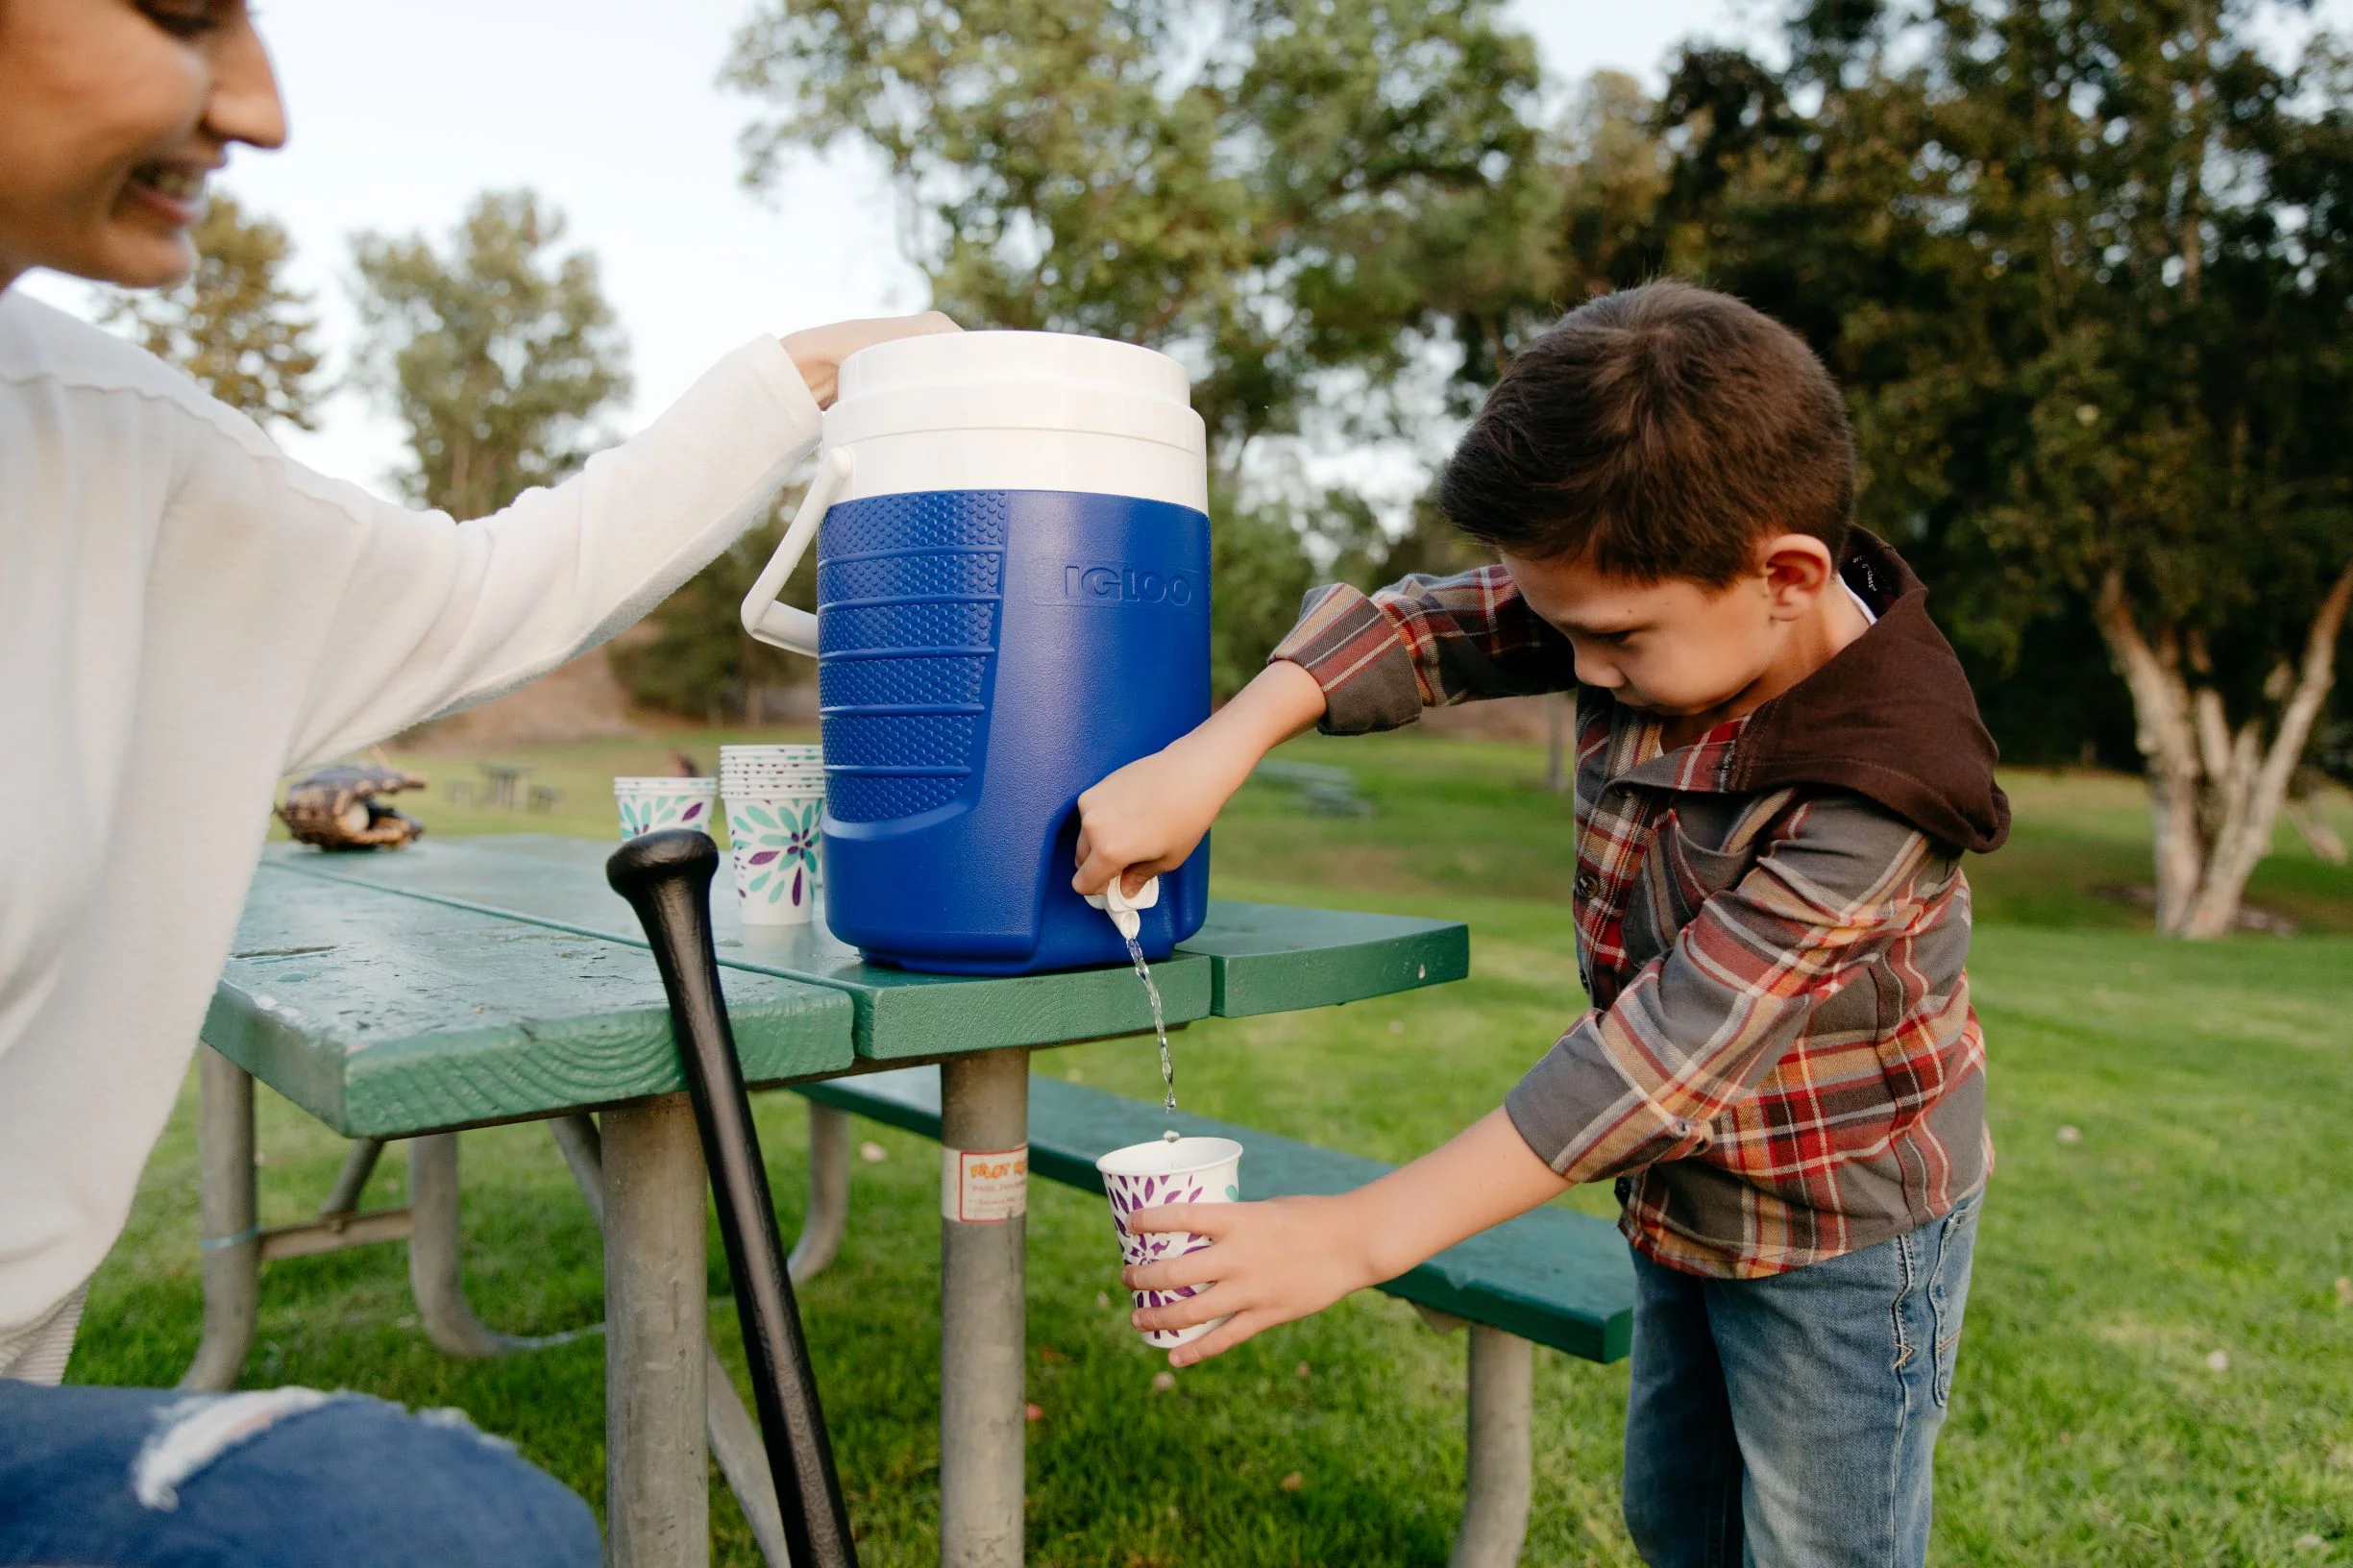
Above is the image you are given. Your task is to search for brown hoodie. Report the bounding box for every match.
[1734,529,2010,855]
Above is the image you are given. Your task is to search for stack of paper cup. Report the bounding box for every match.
[719,745,826,925]
[612,776,720,841]
[1097,1136,1243,1349]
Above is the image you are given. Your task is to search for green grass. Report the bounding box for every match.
[86,729,2353,1564]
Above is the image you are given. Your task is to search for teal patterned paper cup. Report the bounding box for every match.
[1097,1137,1243,1349]
[723,789,824,925]
[719,744,823,789]
[721,744,821,765]
[613,777,720,841]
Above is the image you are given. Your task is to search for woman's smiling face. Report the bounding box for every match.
[0,0,286,291]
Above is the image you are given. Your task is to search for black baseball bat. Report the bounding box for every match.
[607,829,859,1568]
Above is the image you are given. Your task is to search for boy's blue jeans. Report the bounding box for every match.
[0,1379,599,1567]
[1621,1193,1981,1568]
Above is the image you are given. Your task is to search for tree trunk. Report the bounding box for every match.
[2284,781,2349,866]
[2178,562,2353,937]
[2095,577,2207,930]
[2096,565,2353,938]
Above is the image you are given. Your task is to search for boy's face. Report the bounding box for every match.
[1502,536,1837,722]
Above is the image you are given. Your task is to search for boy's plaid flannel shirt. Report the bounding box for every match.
[1272,532,2009,1278]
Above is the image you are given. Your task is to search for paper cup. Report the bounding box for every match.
[721,743,821,758]
[612,777,720,840]
[722,774,825,794]
[720,744,822,777]
[1097,1137,1243,1349]
[723,789,825,925]
[721,771,825,793]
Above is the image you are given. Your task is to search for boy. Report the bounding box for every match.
[1070,280,2008,1566]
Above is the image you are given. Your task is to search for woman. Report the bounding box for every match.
[0,1,948,1559]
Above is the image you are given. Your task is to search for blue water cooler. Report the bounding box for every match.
[741,332,1211,974]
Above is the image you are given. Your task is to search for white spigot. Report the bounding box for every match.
[1085,873,1161,942]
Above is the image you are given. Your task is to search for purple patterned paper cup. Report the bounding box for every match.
[1096,1136,1243,1349]
[612,778,720,841]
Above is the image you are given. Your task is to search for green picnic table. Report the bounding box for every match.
[194,836,1466,1568]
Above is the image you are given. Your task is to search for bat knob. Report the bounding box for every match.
[606,827,720,903]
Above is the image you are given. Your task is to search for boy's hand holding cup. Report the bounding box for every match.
[1116,1188,1385,1367]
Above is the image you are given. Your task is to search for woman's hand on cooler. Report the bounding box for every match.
[779,312,960,408]
[1120,1194,1380,1367]
[1070,659,1330,899]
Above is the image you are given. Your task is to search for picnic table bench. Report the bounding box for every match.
[191,835,1628,1566]
[799,1069,1633,1565]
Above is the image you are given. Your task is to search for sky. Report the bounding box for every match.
[19,0,1754,494]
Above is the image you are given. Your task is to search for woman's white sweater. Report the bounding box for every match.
[0,290,821,1381]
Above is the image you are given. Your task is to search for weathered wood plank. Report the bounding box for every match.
[208,867,854,1137]
[265,839,1216,1060]
[263,840,1471,1047]
[1182,900,1470,1017]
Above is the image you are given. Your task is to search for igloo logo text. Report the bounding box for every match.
[1062,563,1199,610]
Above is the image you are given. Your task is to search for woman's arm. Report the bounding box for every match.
[264,315,948,769]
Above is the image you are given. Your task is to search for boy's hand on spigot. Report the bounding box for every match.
[779,312,960,408]
[1073,659,1329,898]
[1074,743,1238,898]
[1121,1195,1380,1367]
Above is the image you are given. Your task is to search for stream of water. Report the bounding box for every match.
[1121,932,1178,1120]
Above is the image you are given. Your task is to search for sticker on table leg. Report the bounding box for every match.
[942,1145,1029,1223]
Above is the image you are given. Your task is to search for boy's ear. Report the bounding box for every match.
[1755,532,1837,621]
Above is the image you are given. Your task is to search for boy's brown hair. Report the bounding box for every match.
[1436,280,1856,584]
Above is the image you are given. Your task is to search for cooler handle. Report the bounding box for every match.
[741,446,856,656]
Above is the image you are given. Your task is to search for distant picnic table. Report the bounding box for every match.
[444,761,561,812]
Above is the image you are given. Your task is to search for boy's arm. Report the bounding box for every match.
[1072,564,1574,897]
[1073,658,1326,896]
[1277,566,1579,735]
[1120,1109,1570,1366]
[1503,796,1942,1184]
[1124,794,1948,1361]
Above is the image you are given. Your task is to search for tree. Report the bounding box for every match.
[1651,0,2353,938]
[723,0,1558,687]
[350,190,630,517]
[101,189,323,429]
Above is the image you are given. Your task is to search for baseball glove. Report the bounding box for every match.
[279,762,429,851]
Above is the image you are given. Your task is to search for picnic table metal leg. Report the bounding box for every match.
[1449,1326,1534,1568]
[939,1047,1030,1568]
[551,1114,794,1568]
[319,1138,386,1218]
[603,1093,712,1568]
[406,1132,514,1358]
[183,1044,257,1392]
[790,1100,851,1283]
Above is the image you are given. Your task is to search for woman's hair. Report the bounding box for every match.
[1436,280,1856,584]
